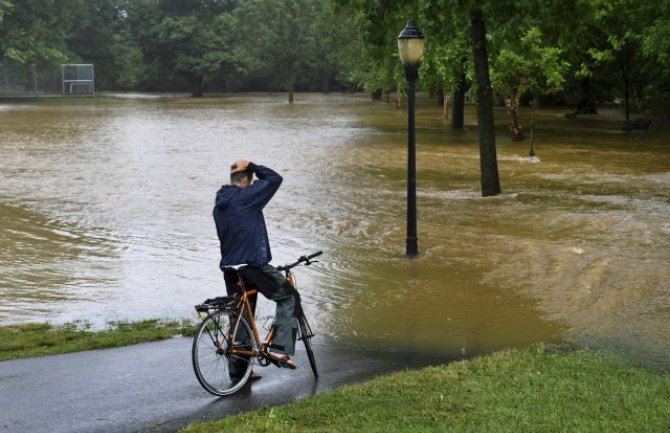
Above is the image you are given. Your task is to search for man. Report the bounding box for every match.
[213,159,299,369]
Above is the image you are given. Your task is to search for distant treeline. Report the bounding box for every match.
[1,0,668,117]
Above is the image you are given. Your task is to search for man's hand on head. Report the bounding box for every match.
[231,160,250,173]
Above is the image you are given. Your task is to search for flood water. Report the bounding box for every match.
[1,94,668,370]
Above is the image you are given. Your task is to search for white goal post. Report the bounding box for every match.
[62,64,95,96]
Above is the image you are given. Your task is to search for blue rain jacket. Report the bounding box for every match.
[213,163,283,268]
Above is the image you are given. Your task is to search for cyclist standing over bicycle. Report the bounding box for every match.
[213,160,299,368]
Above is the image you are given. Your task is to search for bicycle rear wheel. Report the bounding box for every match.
[192,310,255,396]
[298,314,318,378]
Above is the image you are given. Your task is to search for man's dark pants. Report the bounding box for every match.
[223,265,300,376]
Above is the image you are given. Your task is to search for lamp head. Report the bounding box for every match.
[397,19,425,67]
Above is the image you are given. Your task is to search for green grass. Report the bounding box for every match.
[181,345,670,433]
[3,322,668,432]
[0,319,196,361]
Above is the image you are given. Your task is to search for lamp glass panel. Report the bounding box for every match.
[397,38,425,66]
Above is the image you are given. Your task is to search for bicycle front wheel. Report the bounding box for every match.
[192,310,255,396]
[298,314,318,378]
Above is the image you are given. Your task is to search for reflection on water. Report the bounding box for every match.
[1,94,668,370]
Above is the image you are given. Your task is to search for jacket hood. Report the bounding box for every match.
[215,185,238,210]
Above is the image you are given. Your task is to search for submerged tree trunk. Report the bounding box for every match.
[451,72,467,129]
[437,87,448,119]
[529,91,538,157]
[190,74,205,97]
[574,76,598,115]
[620,47,630,122]
[504,89,525,141]
[444,92,449,120]
[470,8,501,197]
[288,77,295,103]
[322,69,332,94]
[396,85,403,109]
[437,87,445,106]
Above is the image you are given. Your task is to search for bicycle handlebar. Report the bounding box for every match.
[276,251,322,271]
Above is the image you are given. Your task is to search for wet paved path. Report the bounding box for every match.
[0,337,447,433]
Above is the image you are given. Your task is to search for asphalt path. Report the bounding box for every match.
[0,336,450,433]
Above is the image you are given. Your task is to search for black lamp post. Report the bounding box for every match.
[398,19,424,258]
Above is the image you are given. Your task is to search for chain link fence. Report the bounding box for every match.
[0,64,94,97]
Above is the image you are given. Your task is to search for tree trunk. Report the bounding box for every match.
[371,89,382,101]
[437,87,447,115]
[287,79,294,103]
[396,85,403,110]
[529,90,538,158]
[620,47,630,122]
[504,89,525,141]
[321,65,333,94]
[470,8,501,197]
[452,72,467,129]
[436,87,450,119]
[190,75,204,97]
[444,92,449,120]
[574,76,598,115]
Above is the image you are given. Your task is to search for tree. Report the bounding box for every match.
[235,0,322,103]
[321,6,365,92]
[157,13,230,96]
[0,0,74,67]
[66,0,144,90]
[334,0,502,196]
[585,0,670,119]
[0,1,11,24]
[422,0,504,195]
[418,1,471,128]
[331,0,415,101]
[126,0,236,96]
[470,7,501,197]
[109,21,144,90]
[641,0,670,114]
[491,27,569,142]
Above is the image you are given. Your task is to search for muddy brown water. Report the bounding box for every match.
[1,94,668,370]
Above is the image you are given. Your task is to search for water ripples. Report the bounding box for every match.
[1,96,669,369]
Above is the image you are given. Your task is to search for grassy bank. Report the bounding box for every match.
[0,319,196,361]
[181,345,670,433]
[3,323,669,432]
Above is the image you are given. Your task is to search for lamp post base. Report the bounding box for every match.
[406,237,419,258]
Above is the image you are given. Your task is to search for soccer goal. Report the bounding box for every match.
[62,64,95,96]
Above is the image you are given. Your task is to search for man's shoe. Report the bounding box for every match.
[249,371,262,381]
[266,351,296,369]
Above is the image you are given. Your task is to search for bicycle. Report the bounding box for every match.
[192,251,322,396]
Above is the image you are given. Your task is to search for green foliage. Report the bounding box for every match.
[235,0,315,97]
[124,0,237,95]
[1,0,670,112]
[0,0,74,67]
[643,10,670,66]
[639,0,670,112]
[492,27,569,98]
[0,0,12,24]
[109,26,144,89]
[332,0,417,94]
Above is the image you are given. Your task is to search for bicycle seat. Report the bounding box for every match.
[222,264,248,273]
[195,296,238,312]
